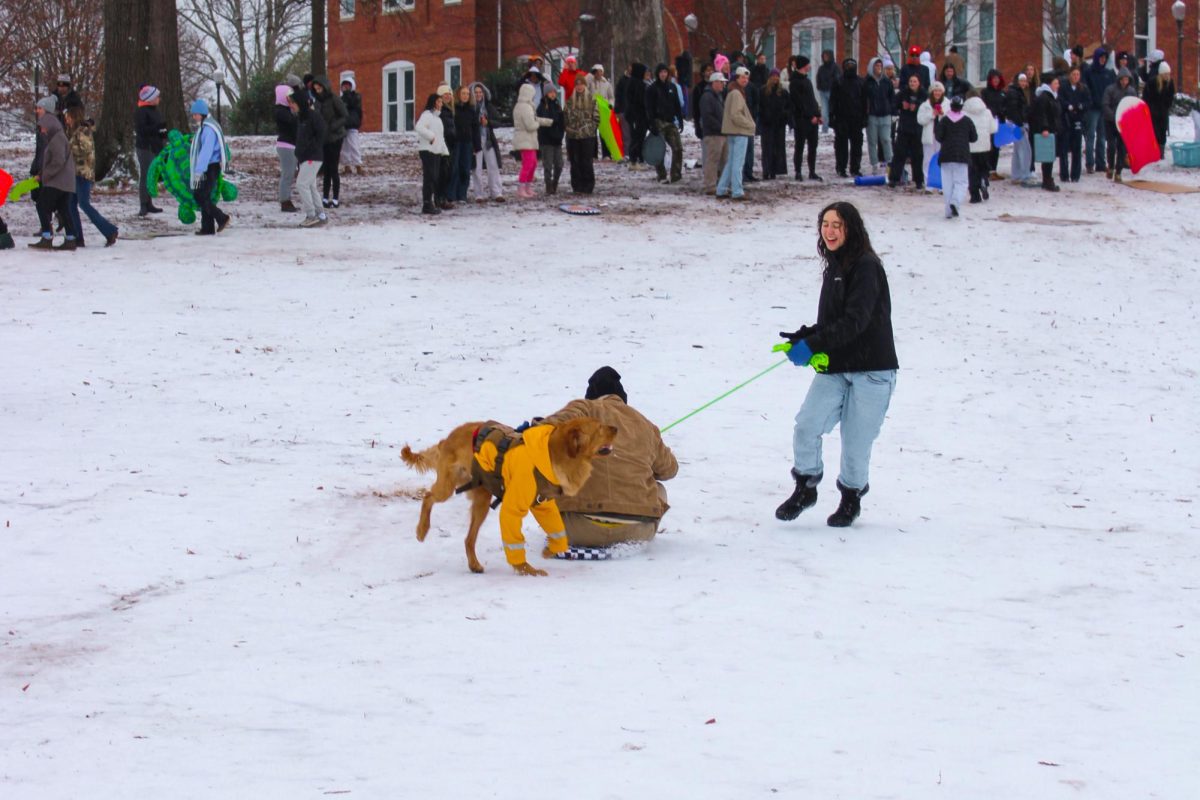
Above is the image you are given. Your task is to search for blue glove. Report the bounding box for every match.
[786,339,814,367]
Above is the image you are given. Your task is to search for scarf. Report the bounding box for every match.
[189,117,227,188]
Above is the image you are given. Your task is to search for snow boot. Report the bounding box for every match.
[827,481,868,528]
[0,231,14,250]
[775,470,820,521]
[281,201,298,213]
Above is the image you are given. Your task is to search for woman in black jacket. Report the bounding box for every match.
[1028,76,1063,191]
[537,85,566,193]
[312,76,347,208]
[134,85,167,216]
[1142,63,1175,153]
[759,70,790,179]
[450,85,478,202]
[776,201,898,528]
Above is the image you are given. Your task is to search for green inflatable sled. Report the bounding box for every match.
[147,129,238,224]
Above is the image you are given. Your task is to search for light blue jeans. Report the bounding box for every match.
[1083,109,1107,170]
[716,135,749,198]
[867,115,893,166]
[792,370,897,491]
[819,90,831,133]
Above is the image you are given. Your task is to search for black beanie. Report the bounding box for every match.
[798,55,810,69]
[585,366,627,403]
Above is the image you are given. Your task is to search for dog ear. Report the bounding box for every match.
[567,425,585,458]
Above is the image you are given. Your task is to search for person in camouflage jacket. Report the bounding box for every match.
[564,73,599,194]
[65,106,118,247]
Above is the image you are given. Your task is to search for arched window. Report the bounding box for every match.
[791,17,837,67]
[382,60,415,132]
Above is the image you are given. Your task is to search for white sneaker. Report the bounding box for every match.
[300,216,319,228]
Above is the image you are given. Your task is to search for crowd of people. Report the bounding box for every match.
[6,42,1185,246]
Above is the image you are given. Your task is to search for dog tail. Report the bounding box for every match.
[400,444,437,473]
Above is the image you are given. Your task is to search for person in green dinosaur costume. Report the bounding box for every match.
[146,129,237,224]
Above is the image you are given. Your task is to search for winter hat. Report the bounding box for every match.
[709,71,727,84]
[950,95,964,111]
[882,58,895,69]
[138,85,160,103]
[56,74,71,84]
[843,57,858,68]
[908,46,921,57]
[286,73,303,88]
[592,64,604,72]
[528,66,541,75]
[190,98,209,116]
[1116,67,1132,81]
[1158,61,1172,75]
[734,65,751,78]
[545,83,558,95]
[565,55,577,64]
[1151,48,1165,62]
[797,55,810,69]
[36,96,57,113]
[1071,45,1084,59]
[929,80,946,96]
[585,366,627,403]
[436,84,452,96]
[769,68,780,77]
[714,54,730,73]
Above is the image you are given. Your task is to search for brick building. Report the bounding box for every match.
[330,0,1198,133]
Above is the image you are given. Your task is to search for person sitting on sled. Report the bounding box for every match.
[542,367,678,548]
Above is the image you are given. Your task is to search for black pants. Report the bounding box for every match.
[761,126,788,178]
[1104,120,1127,173]
[195,163,229,234]
[988,143,1000,171]
[567,137,596,193]
[1060,126,1082,181]
[834,124,863,175]
[419,151,441,207]
[968,151,990,199]
[743,135,756,179]
[794,125,818,176]
[1041,161,1055,185]
[36,186,78,239]
[436,154,452,202]
[321,139,343,200]
[630,120,648,163]
[889,131,924,186]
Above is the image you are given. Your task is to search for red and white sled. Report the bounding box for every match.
[1116,97,1161,174]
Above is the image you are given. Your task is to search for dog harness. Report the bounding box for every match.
[456,422,561,509]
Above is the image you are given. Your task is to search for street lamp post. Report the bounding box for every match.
[578,13,596,68]
[212,72,225,125]
[684,14,699,88]
[1172,0,1186,91]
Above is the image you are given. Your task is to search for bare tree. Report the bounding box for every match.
[816,0,886,55]
[0,0,104,113]
[178,0,311,100]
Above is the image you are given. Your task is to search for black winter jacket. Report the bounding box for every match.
[454,102,480,150]
[274,105,297,146]
[789,70,820,129]
[899,62,929,90]
[342,90,363,129]
[935,114,977,163]
[816,59,838,92]
[1003,84,1029,125]
[866,74,895,117]
[1059,82,1090,128]
[439,105,456,148]
[894,86,927,136]
[134,105,167,153]
[804,252,899,374]
[699,87,725,136]
[1028,87,1062,135]
[829,71,868,129]
[645,76,682,126]
[536,96,565,146]
[624,64,649,123]
[760,86,791,129]
[294,104,326,163]
[314,77,347,142]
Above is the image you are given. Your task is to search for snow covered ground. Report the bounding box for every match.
[3,123,1199,798]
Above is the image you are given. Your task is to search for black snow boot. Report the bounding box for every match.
[775,470,820,521]
[827,481,868,528]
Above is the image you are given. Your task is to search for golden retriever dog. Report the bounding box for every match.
[401,418,618,575]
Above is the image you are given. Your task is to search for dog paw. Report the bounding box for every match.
[511,563,548,577]
[468,560,485,574]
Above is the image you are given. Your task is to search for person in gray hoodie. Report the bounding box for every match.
[1102,67,1138,181]
[29,98,79,251]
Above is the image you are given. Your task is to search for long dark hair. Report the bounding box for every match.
[817,201,876,271]
[423,93,440,112]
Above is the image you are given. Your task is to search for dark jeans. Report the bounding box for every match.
[1061,126,1083,181]
[36,186,78,239]
[567,137,596,193]
[321,139,343,200]
[761,125,787,178]
[968,151,991,199]
[136,146,160,212]
[195,162,229,234]
[541,144,563,190]
[1104,120,1127,173]
[436,154,452,202]
[629,119,648,163]
[1041,161,1055,185]
[451,140,473,201]
[988,143,1000,171]
[834,124,864,175]
[794,124,818,175]
[743,135,756,179]
[419,150,441,207]
[889,131,924,186]
[69,176,117,244]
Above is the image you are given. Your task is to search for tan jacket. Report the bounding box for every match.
[544,395,678,518]
[721,86,756,136]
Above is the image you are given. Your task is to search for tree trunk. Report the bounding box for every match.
[95,0,186,180]
[311,0,326,76]
[590,0,665,76]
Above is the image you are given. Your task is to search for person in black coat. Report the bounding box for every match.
[1058,67,1090,182]
[134,85,167,216]
[899,47,929,90]
[815,49,838,133]
[290,89,327,225]
[1028,77,1063,191]
[788,56,822,180]
[759,70,790,179]
[436,85,456,208]
[692,63,714,139]
[451,85,479,202]
[1142,63,1176,154]
[888,74,926,188]
[624,62,650,164]
[776,201,898,528]
[829,58,868,177]
[939,64,972,101]
[537,86,566,193]
[935,96,977,218]
[645,63,684,182]
[981,69,1007,172]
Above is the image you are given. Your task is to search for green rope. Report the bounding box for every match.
[660,358,789,433]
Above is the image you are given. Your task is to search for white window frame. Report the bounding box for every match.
[877,6,902,68]
[1042,0,1068,69]
[382,60,415,133]
[791,17,837,67]
[444,57,462,89]
[1133,0,1156,61]
[339,0,355,20]
[946,0,996,83]
[754,28,777,69]
[544,46,578,83]
[444,0,461,5]
[383,0,415,14]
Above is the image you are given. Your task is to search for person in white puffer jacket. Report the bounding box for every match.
[415,93,448,215]
[916,81,946,190]
[512,83,552,198]
[963,93,998,202]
